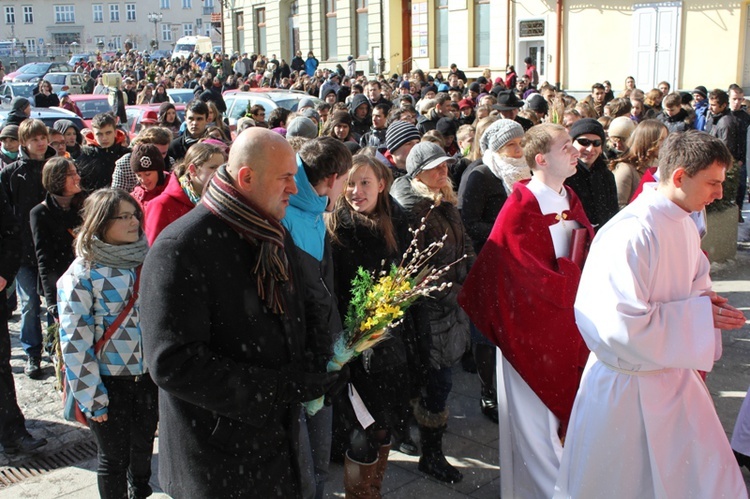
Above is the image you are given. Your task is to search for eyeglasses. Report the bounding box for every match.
[51,141,65,149]
[576,138,602,148]
[110,213,140,222]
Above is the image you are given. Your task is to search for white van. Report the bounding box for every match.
[173,36,213,60]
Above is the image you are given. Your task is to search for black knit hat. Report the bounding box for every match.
[435,117,458,138]
[130,143,166,185]
[569,118,605,142]
[385,120,421,153]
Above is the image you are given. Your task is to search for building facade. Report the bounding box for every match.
[222,0,750,91]
[0,0,221,56]
[221,0,386,75]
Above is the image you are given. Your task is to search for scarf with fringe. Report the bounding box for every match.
[482,150,532,195]
[201,165,290,315]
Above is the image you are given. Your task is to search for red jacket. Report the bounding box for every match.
[143,173,194,245]
[458,180,593,433]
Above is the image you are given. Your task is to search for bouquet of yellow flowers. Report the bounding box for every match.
[304,209,465,415]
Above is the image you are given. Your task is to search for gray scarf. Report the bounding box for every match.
[90,236,148,269]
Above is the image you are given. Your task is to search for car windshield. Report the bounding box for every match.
[174,44,195,53]
[9,85,34,97]
[19,63,50,74]
[76,99,113,119]
[168,91,194,103]
[275,98,308,112]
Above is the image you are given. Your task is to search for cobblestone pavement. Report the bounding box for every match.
[3,218,750,497]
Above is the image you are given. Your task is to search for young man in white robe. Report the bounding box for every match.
[555,130,748,498]
[459,123,593,498]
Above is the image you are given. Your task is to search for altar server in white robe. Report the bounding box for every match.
[554,130,748,499]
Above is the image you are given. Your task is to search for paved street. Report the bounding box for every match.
[3,213,750,497]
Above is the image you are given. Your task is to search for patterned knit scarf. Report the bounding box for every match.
[179,174,201,205]
[202,165,291,314]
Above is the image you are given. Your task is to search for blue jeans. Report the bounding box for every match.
[16,265,42,359]
[297,404,332,499]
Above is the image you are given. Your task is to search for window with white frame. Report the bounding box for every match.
[110,4,120,22]
[183,23,193,36]
[25,38,36,53]
[126,4,136,21]
[93,4,103,22]
[161,24,172,41]
[5,7,15,25]
[160,0,170,9]
[23,6,33,24]
[182,0,192,9]
[55,5,75,24]
[112,36,121,49]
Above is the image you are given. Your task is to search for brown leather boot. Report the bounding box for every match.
[344,451,379,499]
[371,443,391,498]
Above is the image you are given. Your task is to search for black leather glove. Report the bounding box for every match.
[324,364,350,406]
[48,304,58,320]
[278,367,340,405]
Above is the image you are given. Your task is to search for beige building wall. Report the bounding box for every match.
[680,0,745,90]
[0,0,218,55]
[224,0,384,75]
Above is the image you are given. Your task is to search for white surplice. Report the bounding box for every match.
[554,186,747,499]
[496,177,573,499]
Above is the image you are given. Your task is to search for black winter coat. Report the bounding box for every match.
[29,193,81,307]
[76,140,130,192]
[34,92,60,108]
[0,146,57,266]
[141,205,308,498]
[0,187,20,284]
[329,202,413,422]
[565,157,618,230]
[458,162,508,253]
[390,177,474,370]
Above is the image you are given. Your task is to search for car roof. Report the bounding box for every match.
[166,88,193,93]
[225,90,312,99]
[126,104,186,111]
[0,107,86,128]
[69,94,108,101]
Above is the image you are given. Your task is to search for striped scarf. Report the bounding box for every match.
[202,165,291,314]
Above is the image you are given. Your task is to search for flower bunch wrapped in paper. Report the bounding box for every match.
[304,210,465,415]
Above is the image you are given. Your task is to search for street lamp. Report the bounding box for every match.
[148,12,163,50]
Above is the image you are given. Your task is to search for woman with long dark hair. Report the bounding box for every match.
[327,155,412,496]
[58,189,156,499]
[157,102,181,138]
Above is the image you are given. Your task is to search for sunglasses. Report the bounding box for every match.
[576,138,602,148]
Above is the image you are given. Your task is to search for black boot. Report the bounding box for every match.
[414,405,462,484]
[475,344,498,424]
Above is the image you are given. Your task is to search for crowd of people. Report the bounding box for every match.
[0,45,749,498]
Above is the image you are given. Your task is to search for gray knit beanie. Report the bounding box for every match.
[480,119,525,154]
[286,117,319,139]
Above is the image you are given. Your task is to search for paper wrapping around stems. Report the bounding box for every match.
[303,333,361,416]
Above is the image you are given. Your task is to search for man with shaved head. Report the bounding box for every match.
[141,128,341,498]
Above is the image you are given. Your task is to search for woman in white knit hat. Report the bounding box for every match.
[457,118,527,424]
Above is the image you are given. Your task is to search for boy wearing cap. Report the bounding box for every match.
[565,118,618,230]
[380,120,421,179]
[459,123,593,498]
[76,113,130,192]
[0,125,20,169]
